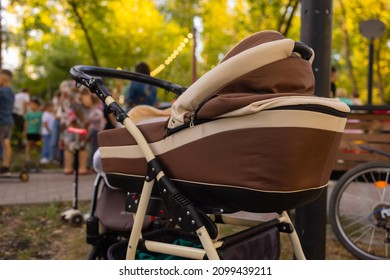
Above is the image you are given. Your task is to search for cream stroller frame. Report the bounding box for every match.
[70,31,349,260]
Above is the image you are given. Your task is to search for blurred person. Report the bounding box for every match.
[336,88,352,105]
[80,88,106,168]
[40,102,55,164]
[12,88,30,150]
[0,69,15,175]
[330,65,338,98]
[24,98,42,168]
[58,80,77,174]
[56,81,78,167]
[351,92,363,105]
[61,82,89,175]
[50,90,62,164]
[124,62,157,110]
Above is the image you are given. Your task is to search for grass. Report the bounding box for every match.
[0,141,90,260]
[0,200,356,260]
[0,201,90,260]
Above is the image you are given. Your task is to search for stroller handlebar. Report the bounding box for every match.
[70,65,186,95]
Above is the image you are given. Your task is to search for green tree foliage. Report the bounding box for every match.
[333,0,390,104]
[5,0,193,100]
[2,0,390,104]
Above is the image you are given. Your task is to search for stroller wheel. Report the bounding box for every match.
[69,213,84,227]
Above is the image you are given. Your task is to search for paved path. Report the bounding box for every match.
[0,169,96,205]
[0,168,337,206]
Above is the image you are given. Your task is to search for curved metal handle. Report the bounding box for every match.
[70,65,186,95]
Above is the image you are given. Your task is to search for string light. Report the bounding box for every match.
[151,32,193,77]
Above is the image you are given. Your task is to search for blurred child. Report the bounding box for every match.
[40,102,55,164]
[24,98,42,166]
[84,92,106,168]
[0,69,14,175]
[62,83,89,175]
[12,88,30,150]
[50,91,62,164]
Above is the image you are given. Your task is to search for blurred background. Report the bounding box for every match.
[0,0,389,104]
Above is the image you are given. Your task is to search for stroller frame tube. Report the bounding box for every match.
[279,211,305,260]
[125,178,154,260]
[143,240,207,260]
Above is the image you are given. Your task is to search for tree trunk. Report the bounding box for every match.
[277,0,293,32]
[68,0,100,66]
[374,1,386,103]
[277,0,299,37]
[339,0,358,95]
[282,0,299,37]
[20,18,28,70]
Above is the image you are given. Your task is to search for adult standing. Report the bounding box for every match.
[61,82,90,175]
[330,66,338,98]
[0,69,15,175]
[50,90,62,164]
[124,62,157,111]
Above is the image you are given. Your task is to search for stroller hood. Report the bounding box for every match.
[168,30,315,129]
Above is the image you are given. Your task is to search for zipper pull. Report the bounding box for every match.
[189,111,195,128]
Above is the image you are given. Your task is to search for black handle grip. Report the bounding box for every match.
[293,42,313,61]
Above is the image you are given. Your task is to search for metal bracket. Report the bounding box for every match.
[145,159,162,182]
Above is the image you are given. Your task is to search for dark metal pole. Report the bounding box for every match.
[367,39,374,105]
[359,19,385,105]
[295,0,333,259]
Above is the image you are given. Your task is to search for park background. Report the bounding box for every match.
[0,0,389,260]
[1,0,389,104]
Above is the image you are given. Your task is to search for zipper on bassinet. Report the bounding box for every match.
[189,111,195,128]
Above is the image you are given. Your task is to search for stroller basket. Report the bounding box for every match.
[108,219,280,260]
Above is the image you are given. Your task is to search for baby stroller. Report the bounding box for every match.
[71,31,350,260]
